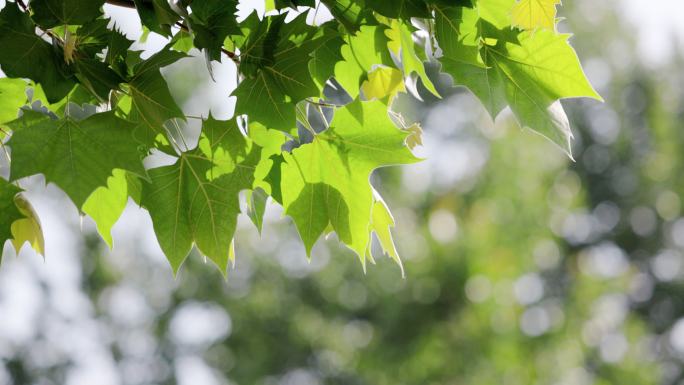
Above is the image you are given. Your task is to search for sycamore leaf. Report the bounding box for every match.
[435,3,600,156]
[434,5,505,114]
[0,0,602,273]
[233,15,336,132]
[82,169,129,248]
[482,31,601,154]
[0,179,44,257]
[511,0,560,31]
[281,100,418,264]
[8,111,146,208]
[0,3,75,103]
[30,0,105,28]
[0,179,24,252]
[11,194,45,255]
[361,66,406,101]
[141,117,259,274]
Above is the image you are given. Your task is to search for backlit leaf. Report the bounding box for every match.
[511,0,560,31]
[8,111,146,208]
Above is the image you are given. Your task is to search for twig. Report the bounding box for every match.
[16,0,28,11]
[305,98,340,108]
[105,0,137,8]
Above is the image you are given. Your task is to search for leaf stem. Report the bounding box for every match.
[15,0,28,12]
[305,98,340,108]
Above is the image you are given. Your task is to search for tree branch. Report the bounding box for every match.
[306,98,341,108]
[16,0,28,12]
[105,0,137,8]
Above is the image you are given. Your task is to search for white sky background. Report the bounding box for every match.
[621,0,684,67]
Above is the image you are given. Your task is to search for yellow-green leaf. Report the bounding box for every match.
[511,0,561,31]
[367,192,404,277]
[83,169,129,248]
[11,194,45,255]
[361,66,406,101]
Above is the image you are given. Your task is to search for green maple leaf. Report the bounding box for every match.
[8,110,146,208]
[233,15,336,132]
[484,32,601,155]
[141,117,259,274]
[435,4,601,156]
[0,3,75,103]
[281,100,418,263]
[30,0,105,28]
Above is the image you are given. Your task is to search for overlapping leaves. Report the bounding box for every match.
[0,0,600,277]
[141,117,260,274]
[282,100,418,264]
[434,0,600,155]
